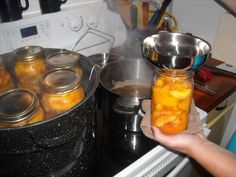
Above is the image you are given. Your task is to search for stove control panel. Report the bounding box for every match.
[0,2,127,55]
[2,21,50,52]
[68,15,83,31]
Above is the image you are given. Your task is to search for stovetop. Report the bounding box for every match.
[88,110,159,177]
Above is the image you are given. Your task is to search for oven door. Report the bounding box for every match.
[114,127,210,177]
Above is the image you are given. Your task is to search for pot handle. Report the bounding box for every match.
[19,0,29,11]
[60,0,67,4]
[89,64,102,80]
[113,101,140,115]
[113,98,145,116]
[29,126,79,148]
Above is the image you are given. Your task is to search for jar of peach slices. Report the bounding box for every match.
[40,68,85,118]
[13,46,46,94]
[151,69,194,135]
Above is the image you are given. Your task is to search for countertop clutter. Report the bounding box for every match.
[193,57,236,112]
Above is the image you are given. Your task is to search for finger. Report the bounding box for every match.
[151,126,172,144]
[151,126,185,147]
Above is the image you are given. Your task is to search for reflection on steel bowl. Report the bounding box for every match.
[142,32,211,70]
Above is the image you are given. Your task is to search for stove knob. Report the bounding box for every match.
[87,15,99,28]
[68,16,83,31]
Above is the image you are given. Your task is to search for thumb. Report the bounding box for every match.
[151,126,169,142]
[151,126,178,147]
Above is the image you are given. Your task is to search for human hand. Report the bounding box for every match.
[151,126,207,154]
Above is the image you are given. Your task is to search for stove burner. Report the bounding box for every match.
[89,110,158,177]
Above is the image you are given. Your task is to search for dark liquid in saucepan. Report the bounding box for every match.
[111,85,151,98]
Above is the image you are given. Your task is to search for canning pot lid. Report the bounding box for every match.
[41,68,82,93]
[13,46,44,61]
[0,89,37,123]
[46,51,80,69]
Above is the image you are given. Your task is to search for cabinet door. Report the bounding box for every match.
[207,101,235,145]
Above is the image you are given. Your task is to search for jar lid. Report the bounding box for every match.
[0,89,38,123]
[46,51,80,69]
[13,46,44,61]
[41,68,82,93]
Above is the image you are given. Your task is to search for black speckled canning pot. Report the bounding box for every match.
[0,49,100,177]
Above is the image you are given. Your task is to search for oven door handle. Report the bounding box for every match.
[166,157,190,177]
[113,100,140,115]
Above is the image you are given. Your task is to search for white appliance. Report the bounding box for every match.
[0,1,209,176]
[0,0,127,56]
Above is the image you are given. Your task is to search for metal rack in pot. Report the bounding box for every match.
[71,27,115,80]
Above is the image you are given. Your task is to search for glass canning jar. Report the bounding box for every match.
[13,46,46,94]
[0,57,14,93]
[151,69,194,135]
[0,89,45,128]
[45,51,83,77]
[40,68,85,118]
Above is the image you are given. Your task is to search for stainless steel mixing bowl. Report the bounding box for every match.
[142,32,211,70]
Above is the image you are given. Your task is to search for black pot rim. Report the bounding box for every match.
[0,49,100,131]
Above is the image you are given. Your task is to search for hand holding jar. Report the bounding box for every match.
[151,69,193,135]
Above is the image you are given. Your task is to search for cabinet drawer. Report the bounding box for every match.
[207,91,236,123]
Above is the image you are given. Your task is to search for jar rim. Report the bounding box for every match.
[0,89,38,123]
[40,68,82,94]
[13,46,44,61]
[45,51,80,69]
[158,68,193,75]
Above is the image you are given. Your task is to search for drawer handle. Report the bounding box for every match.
[215,100,228,111]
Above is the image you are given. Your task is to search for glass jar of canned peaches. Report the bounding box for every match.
[151,69,194,135]
[40,68,85,118]
[13,46,46,94]
[0,57,14,93]
[0,89,46,128]
[45,51,83,77]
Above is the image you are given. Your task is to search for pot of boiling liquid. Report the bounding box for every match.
[99,58,155,132]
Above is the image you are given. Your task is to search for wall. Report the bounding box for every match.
[211,12,236,66]
[22,0,103,17]
[172,0,226,47]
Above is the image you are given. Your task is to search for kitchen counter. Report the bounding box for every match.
[193,57,236,112]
